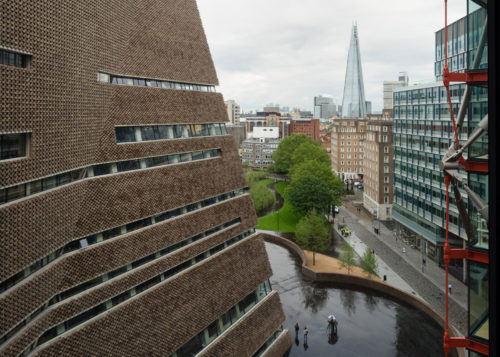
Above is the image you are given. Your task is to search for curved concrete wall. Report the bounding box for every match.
[261,231,464,357]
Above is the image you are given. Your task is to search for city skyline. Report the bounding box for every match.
[197,0,466,113]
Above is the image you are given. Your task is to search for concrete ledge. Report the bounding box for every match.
[262,232,464,357]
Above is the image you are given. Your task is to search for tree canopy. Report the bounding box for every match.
[287,172,332,214]
[272,134,316,174]
[295,210,330,265]
[290,142,331,172]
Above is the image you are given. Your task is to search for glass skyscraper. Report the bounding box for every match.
[341,24,367,119]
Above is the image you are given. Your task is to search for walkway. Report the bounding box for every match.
[335,198,468,335]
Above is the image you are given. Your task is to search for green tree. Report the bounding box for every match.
[360,247,378,278]
[272,134,314,174]
[295,210,330,265]
[290,142,330,172]
[287,172,332,214]
[290,160,345,208]
[340,242,356,274]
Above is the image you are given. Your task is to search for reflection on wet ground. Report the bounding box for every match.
[266,242,451,357]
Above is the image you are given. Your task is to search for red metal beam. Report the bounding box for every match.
[444,71,488,84]
[447,248,489,264]
[445,336,489,356]
[458,157,489,173]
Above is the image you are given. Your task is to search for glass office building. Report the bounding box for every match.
[393,4,488,285]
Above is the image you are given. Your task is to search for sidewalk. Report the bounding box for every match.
[335,200,468,335]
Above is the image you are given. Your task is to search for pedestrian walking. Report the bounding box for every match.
[372,248,375,255]
[448,283,452,294]
[402,247,406,253]
[303,327,308,343]
[294,322,299,335]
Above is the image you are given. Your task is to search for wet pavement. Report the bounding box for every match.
[335,188,468,335]
[265,242,453,357]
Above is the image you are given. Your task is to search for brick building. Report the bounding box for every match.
[0,1,290,356]
[331,118,367,180]
[289,118,320,142]
[362,120,394,220]
[245,112,290,139]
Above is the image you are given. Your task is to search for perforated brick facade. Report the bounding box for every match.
[0,1,290,356]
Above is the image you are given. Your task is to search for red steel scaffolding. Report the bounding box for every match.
[441,1,489,356]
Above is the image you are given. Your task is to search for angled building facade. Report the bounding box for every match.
[341,24,367,119]
[0,1,290,356]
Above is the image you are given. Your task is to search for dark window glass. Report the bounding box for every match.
[63,240,81,253]
[146,80,159,87]
[42,177,56,190]
[117,160,141,172]
[145,155,168,168]
[93,163,112,176]
[132,254,154,268]
[112,291,131,306]
[36,328,57,346]
[168,154,180,164]
[0,189,6,204]
[56,173,72,186]
[0,50,29,68]
[115,127,136,143]
[1,133,28,160]
[6,185,24,202]
[155,211,169,222]
[228,306,238,322]
[173,125,183,138]
[210,244,224,256]
[65,303,106,330]
[136,276,161,294]
[192,151,203,160]
[238,291,257,313]
[133,78,146,86]
[220,124,227,135]
[186,203,198,212]
[157,126,169,139]
[108,265,128,279]
[194,253,205,263]
[191,234,204,242]
[126,218,151,232]
[102,227,121,239]
[180,334,203,357]
[141,126,159,141]
[180,152,192,162]
[211,149,219,157]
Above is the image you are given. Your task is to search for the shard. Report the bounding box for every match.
[341,24,367,119]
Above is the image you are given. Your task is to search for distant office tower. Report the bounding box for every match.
[0,1,290,356]
[225,99,241,125]
[383,72,409,110]
[264,104,280,112]
[281,106,290,113]
[314,95,337,119]
[341,24,367,119]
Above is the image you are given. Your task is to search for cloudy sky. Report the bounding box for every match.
[197,0,466,113]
